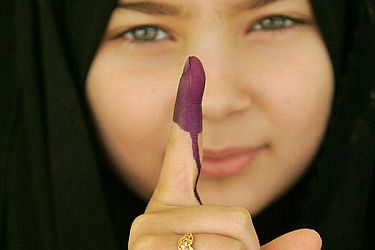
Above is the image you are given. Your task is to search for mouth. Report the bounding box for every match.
[202,146,265,177]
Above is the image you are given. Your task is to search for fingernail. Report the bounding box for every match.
[183,57,191,74]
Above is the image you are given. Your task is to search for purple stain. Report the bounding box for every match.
[173,56,206,204]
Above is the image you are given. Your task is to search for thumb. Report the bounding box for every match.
[261,229,322,250]
[148,56,206,211]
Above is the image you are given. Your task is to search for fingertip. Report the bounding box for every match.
[289,228,322,250]
[261,228,322,250]
[298,229,322,249]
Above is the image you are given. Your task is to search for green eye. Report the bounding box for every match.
[253,16,295,31]
[115,26,169,42]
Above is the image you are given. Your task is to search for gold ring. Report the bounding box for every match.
[178,233,194,250]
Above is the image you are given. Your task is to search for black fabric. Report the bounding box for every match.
[255,1,375,249]
[1,1,119,249]
[254,1,375,249]
[1,0,373,249]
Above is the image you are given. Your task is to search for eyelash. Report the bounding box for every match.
[112,25,170,44]
[112,15,307,45]
[249,15,306,32]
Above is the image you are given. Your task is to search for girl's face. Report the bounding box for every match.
[86,0,333,214]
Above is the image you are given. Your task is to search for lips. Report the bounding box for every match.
[202,147,264,177]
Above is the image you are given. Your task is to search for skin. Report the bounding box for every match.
[86,0,332,248]
[173,56,206,204]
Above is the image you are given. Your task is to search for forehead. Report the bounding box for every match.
[117,0,290,17]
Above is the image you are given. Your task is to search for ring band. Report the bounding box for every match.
[178,233,194,250]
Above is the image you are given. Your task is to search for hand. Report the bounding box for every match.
[128,57,322,249]
[128,119,260,249]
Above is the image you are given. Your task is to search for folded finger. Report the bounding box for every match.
[130,233,247,250]
[131,205,259,250]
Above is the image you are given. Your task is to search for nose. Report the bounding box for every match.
[199,55,252,121]
[185,18,252,122]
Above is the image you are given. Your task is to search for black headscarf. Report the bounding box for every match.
[1,0,373,249]
[254,1,375,249]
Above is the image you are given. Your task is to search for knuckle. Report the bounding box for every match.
[129,213,159,243]
[130,213,156,232]
[130,234,155,250]
[230,239,247,250]
[129,213,168,249]
[130,214,147,232]
[231,206,253,230]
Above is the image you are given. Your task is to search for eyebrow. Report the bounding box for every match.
[117,1,182,16]
[117,0,286,16]
[249,0,286,9]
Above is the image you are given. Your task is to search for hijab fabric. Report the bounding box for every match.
[1,0,374,249]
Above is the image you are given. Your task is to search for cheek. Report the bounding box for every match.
[242,30,334,166]
[266,61,333,167]
[86,46,179,196]
[264,54,333,137]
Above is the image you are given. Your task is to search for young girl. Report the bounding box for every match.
[1,0,373,249]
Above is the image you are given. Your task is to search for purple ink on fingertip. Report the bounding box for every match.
[174,56,206,133]
[173,56,206,204]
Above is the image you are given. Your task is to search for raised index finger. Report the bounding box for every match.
[147,56,206,211]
